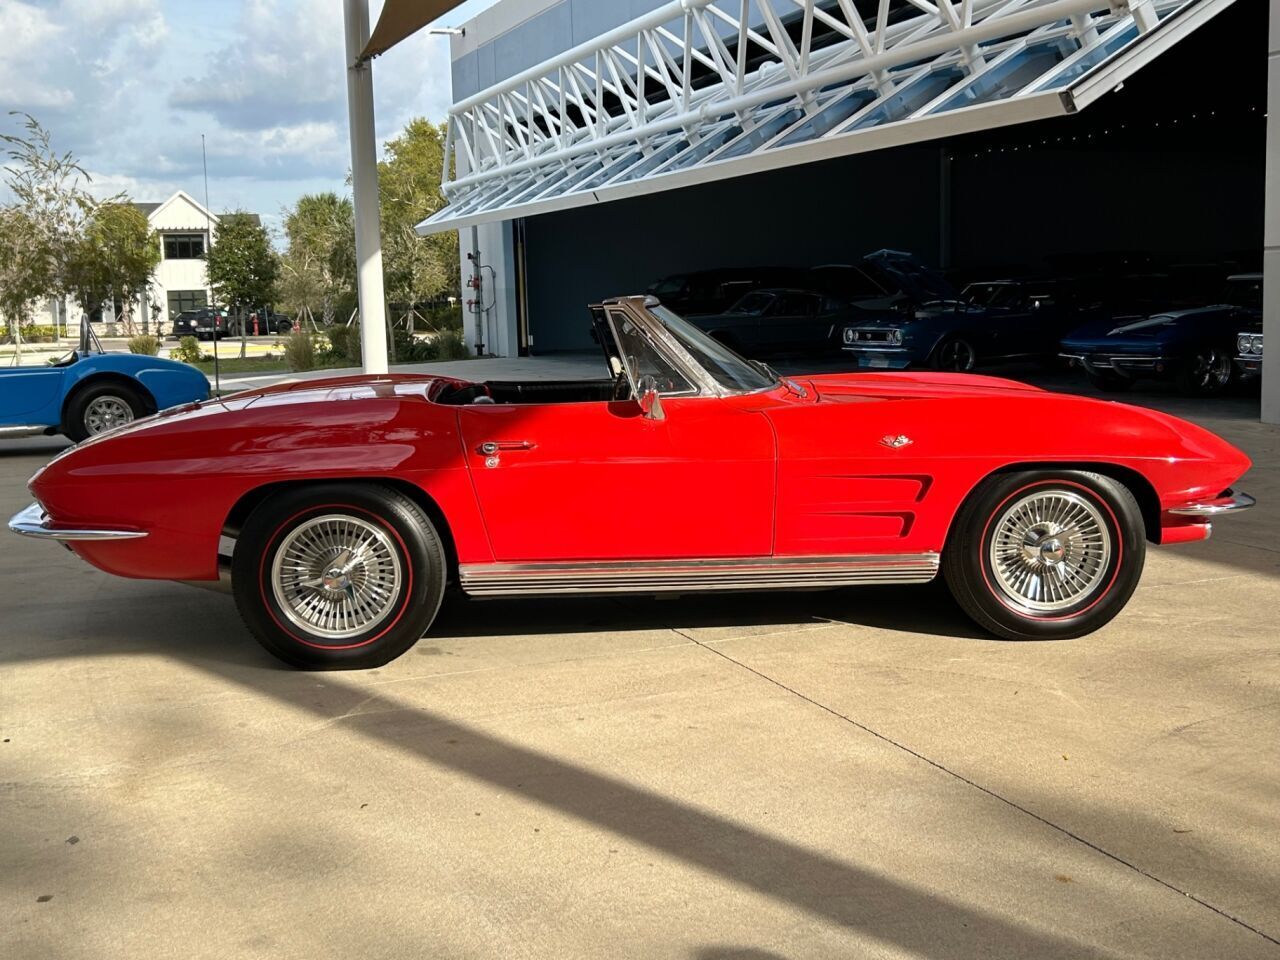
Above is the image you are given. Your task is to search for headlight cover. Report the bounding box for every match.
[1238,334,1251,354]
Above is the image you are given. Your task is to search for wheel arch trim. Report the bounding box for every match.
[220,477,460,583]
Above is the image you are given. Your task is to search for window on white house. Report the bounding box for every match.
[163,234,206,259]
[167,289,208,318]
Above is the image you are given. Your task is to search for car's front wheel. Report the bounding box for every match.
[232,483,447,669]
[1176,347,1233,397]
[943,471,1145,640]
[931,337,977,372]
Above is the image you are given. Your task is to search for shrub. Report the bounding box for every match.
[283,331,316,372]
[325,323,361,365]
[436,328,470,360]
[172,336,203,364]
[128,335,161,356]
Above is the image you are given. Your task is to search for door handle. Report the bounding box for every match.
[478,440,535,455]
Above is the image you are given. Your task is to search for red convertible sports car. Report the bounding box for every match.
[10,297,1254,669]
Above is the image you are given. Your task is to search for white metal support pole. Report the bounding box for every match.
[344,0,390,375]
[1262,0,1280,424]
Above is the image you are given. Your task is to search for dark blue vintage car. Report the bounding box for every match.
[1059,273,1262,396]
[840,278,1077,371]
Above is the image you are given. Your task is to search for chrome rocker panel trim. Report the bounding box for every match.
[8,502,149,541]
[0,425,49,439]
[1167,490,1256,517]
[459,553,940,597]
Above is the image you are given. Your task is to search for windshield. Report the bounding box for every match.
[1222,277,1262,309]
[728,291,773,316]
[648,304,775,393]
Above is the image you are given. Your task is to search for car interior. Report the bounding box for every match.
[434,306,634,407]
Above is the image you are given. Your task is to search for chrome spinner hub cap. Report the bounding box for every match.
[271,514,403,642]
[989,490,1112,614]
[85,396,134,435]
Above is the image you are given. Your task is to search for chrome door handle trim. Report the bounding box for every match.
[478,440,536,455]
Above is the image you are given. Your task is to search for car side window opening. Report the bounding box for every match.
[607,310,695,397]
[729,292,773,315]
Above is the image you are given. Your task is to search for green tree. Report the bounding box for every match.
[378,118,459,326]
[279,192,355,327]
[81,204,160,335]
[206,211,279,358]
[0,114,102,340]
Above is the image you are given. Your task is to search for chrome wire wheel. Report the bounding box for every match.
[84,395,135,435]
[270,514,404,643]
[987,489,1112,615]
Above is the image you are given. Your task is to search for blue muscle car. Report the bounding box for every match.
[1059,273,1262,396]
[840,278,1076,371]
[1,325,210,442]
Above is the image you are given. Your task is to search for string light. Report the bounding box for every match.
[954,103,1263,160]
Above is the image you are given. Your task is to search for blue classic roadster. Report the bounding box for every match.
[1,325,210,442]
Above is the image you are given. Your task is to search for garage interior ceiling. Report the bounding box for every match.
[416,0,1236,237]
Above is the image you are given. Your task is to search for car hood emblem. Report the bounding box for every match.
[880,434,913,449]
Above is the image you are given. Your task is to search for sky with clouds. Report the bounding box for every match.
[0,0,498,235]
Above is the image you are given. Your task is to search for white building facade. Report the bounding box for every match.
[31,190,250,338]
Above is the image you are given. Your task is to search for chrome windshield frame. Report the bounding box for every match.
[600,296,780,398]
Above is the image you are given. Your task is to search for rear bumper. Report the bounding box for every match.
[1167,490,1256,517]
[8,502,148,542]
[1060,352,1166,376]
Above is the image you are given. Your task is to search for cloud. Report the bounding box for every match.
[0,0,169,145]
[168,0,455,181]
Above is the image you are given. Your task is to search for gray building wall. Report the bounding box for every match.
[452,0,666,102]
[1265,0,1279,424]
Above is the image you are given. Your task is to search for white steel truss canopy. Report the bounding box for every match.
[417,0,1236,236]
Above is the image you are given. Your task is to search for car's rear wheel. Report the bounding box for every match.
[943,471,1145,640]
[931,337,977,372]
[232,483,446,669]
[1176,347,1233,397]
[64,382,146,442]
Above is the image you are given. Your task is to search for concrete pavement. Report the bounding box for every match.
[0,391,1277,959]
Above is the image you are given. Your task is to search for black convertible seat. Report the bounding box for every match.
[485,380,615,404]
[434,379,615,405]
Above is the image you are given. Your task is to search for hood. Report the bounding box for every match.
[803,370,1045,402]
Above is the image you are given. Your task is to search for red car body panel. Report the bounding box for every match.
[26,367,1250,585]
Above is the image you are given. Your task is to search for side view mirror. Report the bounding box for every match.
[637,375,665,421]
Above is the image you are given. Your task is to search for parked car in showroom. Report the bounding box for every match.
[810,249,964,315]
[686,287,870,355]
[840,278,1077,371]
[646,266,801,317]
[0,323,210,442]
[172,307,232,341]
[1059,273,1262,396]
[1236,330,1263,379]
[11,296,1252,670]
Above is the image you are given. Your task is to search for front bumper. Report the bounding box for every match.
[1167,490,1256,517]
[842,347,914,370]
[1235,355,1262,378]
[8,502,148,542]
